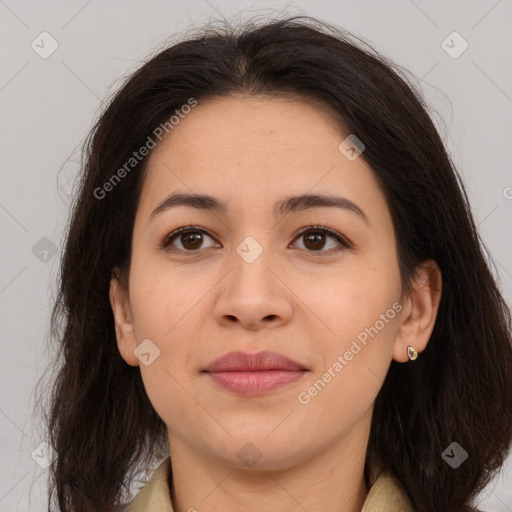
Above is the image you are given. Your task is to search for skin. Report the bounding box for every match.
[110,95,442,512]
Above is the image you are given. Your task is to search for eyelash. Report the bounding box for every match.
[161,225,352,255]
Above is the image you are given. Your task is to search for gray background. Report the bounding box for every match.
[1,0,511,510]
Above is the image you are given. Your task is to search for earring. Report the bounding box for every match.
[407,346,419,361]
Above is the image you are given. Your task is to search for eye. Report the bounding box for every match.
[291,226,351,253]
[162,226,219,252]
[161,225,351,254]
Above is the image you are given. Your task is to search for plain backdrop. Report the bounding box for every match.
[1,0,511,510]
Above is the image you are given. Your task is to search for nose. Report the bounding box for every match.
[213,247,293,331]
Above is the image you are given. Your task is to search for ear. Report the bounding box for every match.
[392,260,442,363]
[110,269,140,367]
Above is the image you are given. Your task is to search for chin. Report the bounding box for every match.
[210,435,311,472]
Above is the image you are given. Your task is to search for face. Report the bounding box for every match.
[110,95,434,471]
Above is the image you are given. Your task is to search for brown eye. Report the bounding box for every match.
[162,227,218,252]
[180,232,204,250]
[292,226,350,253]
[303,232,327,250]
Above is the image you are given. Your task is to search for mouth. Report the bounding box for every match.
[202,350,308,396]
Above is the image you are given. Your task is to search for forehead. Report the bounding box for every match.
[137,95,389,224]
[150,95,342,164]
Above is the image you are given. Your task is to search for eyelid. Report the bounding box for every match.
[161,225,219,249]
[161,225,352,253]
[291,225,353,251]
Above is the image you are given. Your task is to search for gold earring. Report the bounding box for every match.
[407,346,419,361]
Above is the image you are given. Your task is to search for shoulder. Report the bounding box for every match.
[363,467,413,512]
[101,505,129,512]
[113,457,173,512]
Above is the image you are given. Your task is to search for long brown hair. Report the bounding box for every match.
[43,16,512,511]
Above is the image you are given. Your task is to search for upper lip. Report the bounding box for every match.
[204,350,307,372]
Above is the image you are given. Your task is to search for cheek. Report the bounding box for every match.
[126,258,206,414]
[297,299,400,438]
[128,261,203,423]
[127,251,204,338]
[307,255,401,398]
[316,264,401,343]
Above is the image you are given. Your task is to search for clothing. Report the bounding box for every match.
[119,456,414,511]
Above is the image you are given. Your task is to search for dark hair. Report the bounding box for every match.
[44,15,512,512]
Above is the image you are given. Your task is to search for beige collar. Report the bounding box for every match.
[121,457,413,512]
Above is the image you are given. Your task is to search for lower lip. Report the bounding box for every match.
[206,370,307,396]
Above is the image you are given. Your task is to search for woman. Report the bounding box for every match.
[45,15,512,512]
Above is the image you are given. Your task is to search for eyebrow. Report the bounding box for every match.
[149,192,369,224]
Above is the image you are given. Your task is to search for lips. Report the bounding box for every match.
[205,350,307,372]
[203,350,308,396]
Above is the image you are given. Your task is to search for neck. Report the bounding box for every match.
[167,412,371,512]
